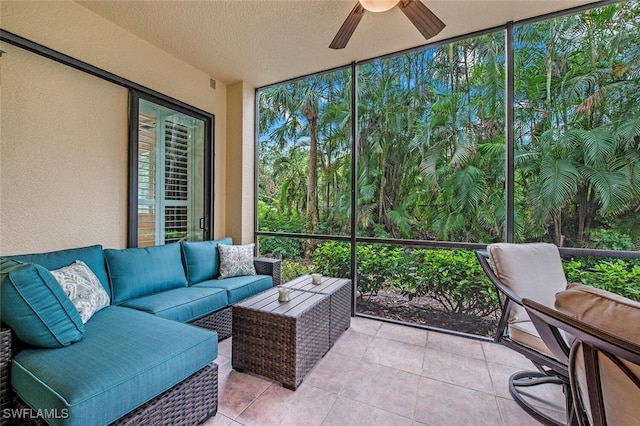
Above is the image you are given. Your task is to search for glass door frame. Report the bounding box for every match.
[128,90,215,247]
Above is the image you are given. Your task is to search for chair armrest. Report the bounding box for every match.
[254,257,281,286]
[476,250,523,344]
[524,296,640,365]
[523,299,574,365]
[475,250,523,305]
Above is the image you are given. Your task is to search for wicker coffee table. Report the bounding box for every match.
[232,287,330,390]
[281,275,351,347]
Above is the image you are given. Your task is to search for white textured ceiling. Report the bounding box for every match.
[76,0,601,88]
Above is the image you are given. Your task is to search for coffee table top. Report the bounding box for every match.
[234,287,327,318]
[282,275,351,294]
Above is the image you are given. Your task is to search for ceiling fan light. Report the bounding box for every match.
[359,0,400,13]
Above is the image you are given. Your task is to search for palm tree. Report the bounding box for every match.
[258,71,353,237]
[515,1,640,246]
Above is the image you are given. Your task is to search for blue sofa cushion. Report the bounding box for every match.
[181,237,232,285]
[0,259,85,348]
[119,286,228,323]
[3,244,110,299]
[105,244,187,305]
[11,306,217,426]
[194,274,273,304]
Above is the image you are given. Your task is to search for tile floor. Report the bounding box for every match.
[204,317,567,426]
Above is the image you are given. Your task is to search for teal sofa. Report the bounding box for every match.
[0,238,281,426]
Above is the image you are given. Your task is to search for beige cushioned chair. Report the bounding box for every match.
[476,243,572,425]
[524,284,640,426]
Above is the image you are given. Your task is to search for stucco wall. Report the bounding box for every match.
[226,82,256,245]
[0,1,229,254]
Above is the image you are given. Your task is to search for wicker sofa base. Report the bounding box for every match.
[190,307,233,340]
[188,256,283,341]
[8,362,218,426]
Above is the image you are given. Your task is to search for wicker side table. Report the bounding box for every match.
[281,275,351,348]
[232,287,330,390]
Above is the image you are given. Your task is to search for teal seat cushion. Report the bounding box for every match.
[181,237,232,285]
[120,286,228,323]
[3,245,110,299]
[11,306,217,426]
[105,243,187,304]
[0,259,84,348]
[194,275,273,304]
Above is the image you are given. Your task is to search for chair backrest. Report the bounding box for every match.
[486,243,567,324]
[524,285,640,426]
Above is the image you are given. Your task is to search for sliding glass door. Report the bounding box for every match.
[131,93,213,247]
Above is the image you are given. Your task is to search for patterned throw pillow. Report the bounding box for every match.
[218,244,257,279]
[51,260,110,323]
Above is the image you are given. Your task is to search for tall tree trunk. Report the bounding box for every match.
[552,209,565,247]
[577,184,588,244]
[307,117,318,234]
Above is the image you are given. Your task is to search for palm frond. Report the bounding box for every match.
[580,166,633,213]
[388,207,412,234]
[452,166,485,210]
[571,127,618,167]
[449,139,477,169]
[539,157,580,208]
[617,116,640,149]
[418,142,443,186]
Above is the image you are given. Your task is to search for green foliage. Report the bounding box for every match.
[256,1,640,329]
[356,244,403,298]
[165,231,186,242]
[312,243,498,316]
[398,249,499,316]
[564,258,640,301]
[257,200,305,234]
[259,0,640,246]
[257,201,305,258]
[588,229,636,251]
[280,259,314,283]
[312,242,403,298]
[258,236,303,260]
[311,241,351,278]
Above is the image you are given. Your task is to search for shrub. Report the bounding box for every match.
[356,244,403,299]
[588,229,635,251]
[280,259,314,283]
[257,201,305,258]
[563,259,640,301]
[258,235,303,259]
[312,241,403,299]
[313,243,498,316]
[311,241,351,278]
[397,249,499,316]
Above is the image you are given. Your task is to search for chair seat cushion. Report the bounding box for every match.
[11,306,218,426]
[119,286,229,323]
[193,275,272,304]
[509,320,557,360]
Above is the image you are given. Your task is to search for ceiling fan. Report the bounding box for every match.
[329,0,445,49]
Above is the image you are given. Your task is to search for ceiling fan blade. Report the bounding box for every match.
[329,2,366,49]
[398,0,445,41]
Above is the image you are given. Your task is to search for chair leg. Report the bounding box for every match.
[509,371,572,426]
[562,380,579,426]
